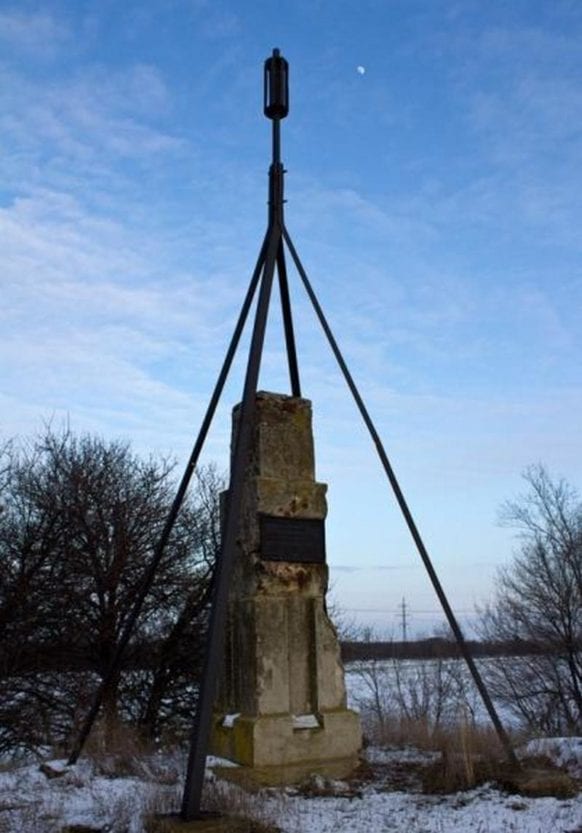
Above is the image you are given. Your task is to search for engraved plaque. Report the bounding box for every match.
[260,515,326,564]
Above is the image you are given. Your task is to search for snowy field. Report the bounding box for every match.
[344,656,516,727]
[1,742,582,833]
[2,662,582,832]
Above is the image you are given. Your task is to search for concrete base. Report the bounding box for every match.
[213,755,360,789]
[211,708,361,772]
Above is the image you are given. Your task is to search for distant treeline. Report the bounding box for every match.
[340,637,548,662]
[2,636,550,673]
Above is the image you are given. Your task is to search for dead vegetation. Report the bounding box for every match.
[199,777,286,833]
[352,666,579,801]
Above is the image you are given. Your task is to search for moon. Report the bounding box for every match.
[356,65,366,75]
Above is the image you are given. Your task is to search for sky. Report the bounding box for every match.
[2,0,582,637]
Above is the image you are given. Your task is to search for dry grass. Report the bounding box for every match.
[420,718,511,793]
[366,710,506,755]
[499,765,577,799]
[378,716,581,798]
[83,717,153,757]
[201,777,285,832]
[143,785,182,814]
[80,719,184,785]
[0,798,64,833]
[362,710,550,795]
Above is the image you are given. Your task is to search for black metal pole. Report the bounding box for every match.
[264,48,298,397]
[273,118,281,166]
[181,49,294,817]
[283,226,518,767]
[67,234,268,766]
[277,240,301,397]
[181,225,282,820]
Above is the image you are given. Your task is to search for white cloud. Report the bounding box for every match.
[0,178,250,461]
[0,64,184,198]
[0,9,69,55]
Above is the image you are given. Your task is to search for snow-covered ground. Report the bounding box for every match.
[2,661,581,832]
[265,780,582,833]
[1,742,582,833]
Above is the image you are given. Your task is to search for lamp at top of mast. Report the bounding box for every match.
[264,48,289,120]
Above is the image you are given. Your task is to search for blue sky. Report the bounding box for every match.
[2,1,582,636]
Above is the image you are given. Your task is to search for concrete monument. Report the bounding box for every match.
[211,391,361,781]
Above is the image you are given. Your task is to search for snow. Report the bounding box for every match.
[221,712,241,728]
[0,758,153,833]
[364,744,440,765]
[292,714,320,729]
[522,736,582,777]
[267,785,582,833]
[2,741,582,832]
[206,754,239,768]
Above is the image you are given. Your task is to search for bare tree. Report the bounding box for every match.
[480,464,582,733]
[0,428,222,756]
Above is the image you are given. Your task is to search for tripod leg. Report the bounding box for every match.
[67,234,269,766]
[283,226,518,767]
[277,240,301,396]
[181,226,281,820]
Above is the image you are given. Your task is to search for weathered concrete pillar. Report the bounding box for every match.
[211,391,361,782]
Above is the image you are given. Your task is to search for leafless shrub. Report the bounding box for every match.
[352,654,479,746]
[480,464,582,733]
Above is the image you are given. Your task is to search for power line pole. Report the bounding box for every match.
[400,597,408,642]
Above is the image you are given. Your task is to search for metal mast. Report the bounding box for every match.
[68,48,518,823]
[181,48,299,819]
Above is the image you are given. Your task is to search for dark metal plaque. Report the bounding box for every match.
[260,515,326,564]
